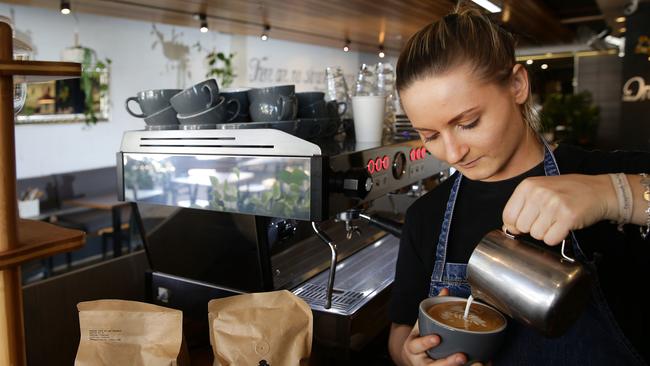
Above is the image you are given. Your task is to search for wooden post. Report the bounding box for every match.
[0,22,27,366]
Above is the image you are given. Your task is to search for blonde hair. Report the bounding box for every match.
[396,4,540,132]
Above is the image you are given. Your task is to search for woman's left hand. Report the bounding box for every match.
[502,174,617,246]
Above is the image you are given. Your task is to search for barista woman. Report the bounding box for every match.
[387,4,650,366]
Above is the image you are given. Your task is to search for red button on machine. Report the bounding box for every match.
[382,156,390,170]
[374,157,383,172]
[367,159,375,174]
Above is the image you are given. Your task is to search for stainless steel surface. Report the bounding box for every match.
[293,233,399,315]
[504,227,576,263]
[270,217,388,291]
[467,230,592,337]
[119,127,447,355]
[311,221,338,309]
[120,128,321,156]
[119,128,448,221]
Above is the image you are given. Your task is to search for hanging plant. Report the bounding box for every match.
[80,47,111,125]
[205,51,236,88]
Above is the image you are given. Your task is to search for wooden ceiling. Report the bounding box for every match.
[3,0,578,55]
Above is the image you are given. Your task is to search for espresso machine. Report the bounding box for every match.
[117,128,446,358]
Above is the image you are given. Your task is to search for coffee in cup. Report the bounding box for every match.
[427,300,505,332]
[419,296,507,363]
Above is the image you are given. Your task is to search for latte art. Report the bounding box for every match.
[427,301,505,332]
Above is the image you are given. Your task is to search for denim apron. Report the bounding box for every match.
[428,141,646,365]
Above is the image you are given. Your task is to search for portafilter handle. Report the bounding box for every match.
[311,221,337,309]
[358,212,403,238]
[336,209,403,238]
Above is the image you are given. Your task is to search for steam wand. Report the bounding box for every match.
[311,222,337,309]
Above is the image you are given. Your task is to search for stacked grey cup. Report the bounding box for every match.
[171,79,241,130]
[247,85,298,122]
[296,91,346,139]
[126,89,182,130]
[126,79,244,130]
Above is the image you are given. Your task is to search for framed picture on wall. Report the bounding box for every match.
[15,66,109,125]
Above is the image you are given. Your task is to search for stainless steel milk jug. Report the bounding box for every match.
[467,229,592,337]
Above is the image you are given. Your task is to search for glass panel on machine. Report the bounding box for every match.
[123,153,312,220]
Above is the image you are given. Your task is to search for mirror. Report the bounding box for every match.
[15,65,109,124]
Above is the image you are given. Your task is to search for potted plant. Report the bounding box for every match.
[539,91,600,147]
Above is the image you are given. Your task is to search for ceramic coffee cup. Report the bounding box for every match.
[327,100,346,119]
[298,101,329,119]
[220,88,251,122]
[419,296,507,363]
[297,91,325,106]
[248,85,298,122]
[177,96,240,125]
[170,79,220,115]
[125,89,181,118]
[143,105,179,126]
[297,92,328,119]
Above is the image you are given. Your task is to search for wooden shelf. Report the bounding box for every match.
[0,219,85,271]
[0,60,81,83]
[0,22,84,365]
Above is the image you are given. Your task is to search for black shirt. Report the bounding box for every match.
[389,144,650,361]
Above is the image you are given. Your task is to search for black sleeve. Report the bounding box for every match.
[560,145,650,174]
[388,205,432,326]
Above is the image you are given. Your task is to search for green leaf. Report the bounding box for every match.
[272,182,281,200]
[291,169,309,182]
[261,191,272,205]
[277,171,292,183]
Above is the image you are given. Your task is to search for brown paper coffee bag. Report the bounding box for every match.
[208,290,313,366]
[75,299,188,366]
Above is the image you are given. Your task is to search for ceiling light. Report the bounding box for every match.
[261,25,270,41]
[199,13,208,33]
[526,59,533,65]
[343,39,350,52]
[470,0,501,13]
[378,45,385,58]
[60,0,71,15]
[616,16,626,23]
[541,63,548,70]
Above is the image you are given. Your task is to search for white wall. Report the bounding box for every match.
[1,3,388,178]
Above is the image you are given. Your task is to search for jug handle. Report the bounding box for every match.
[502,227,575,263]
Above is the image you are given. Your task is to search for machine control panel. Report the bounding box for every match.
[332,142,444,202]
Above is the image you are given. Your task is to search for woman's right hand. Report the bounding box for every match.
[400,288,469,366]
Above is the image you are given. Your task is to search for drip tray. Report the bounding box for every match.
[292,234,400,316]
[293,284,364,313]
